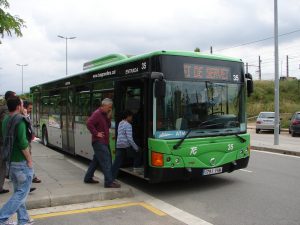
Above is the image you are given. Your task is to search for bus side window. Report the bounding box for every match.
[92,92,102,112]
[41,96,49,114]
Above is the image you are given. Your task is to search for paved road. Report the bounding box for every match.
[30,202,185,225]
[119,151,300,225]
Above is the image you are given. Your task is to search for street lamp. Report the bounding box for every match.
[16,64,28,94]
[274,0,280,145]
[57,35,76,76]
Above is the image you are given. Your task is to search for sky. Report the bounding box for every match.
[1,0,300,94]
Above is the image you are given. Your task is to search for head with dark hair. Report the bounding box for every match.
[23,100,33,114]
[4,91,16,101]
[121,110,134,122]
[23,100,32,109]
[7,96,22,113]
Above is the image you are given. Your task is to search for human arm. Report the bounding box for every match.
[22,148,33,168]
[124,123,139,151]
[17,121,32,167]
[87,111,104,138]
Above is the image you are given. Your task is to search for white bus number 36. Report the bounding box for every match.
[228,144,234,151]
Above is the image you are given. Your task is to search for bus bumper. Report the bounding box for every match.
[148,156,250,183]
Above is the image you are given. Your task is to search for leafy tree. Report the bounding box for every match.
[0,0,26,44]
[194,47,200,52]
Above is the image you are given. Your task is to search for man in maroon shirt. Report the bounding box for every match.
[84,98,120,188]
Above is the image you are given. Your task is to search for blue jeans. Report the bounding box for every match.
[84,141,113,186]
[0,161,33,225]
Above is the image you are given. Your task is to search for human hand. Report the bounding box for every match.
[96,132,105,138]
[27,160,33,168]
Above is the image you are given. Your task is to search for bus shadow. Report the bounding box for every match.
[119,172,239,195]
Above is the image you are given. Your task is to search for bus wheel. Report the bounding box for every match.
[42,127,49,146]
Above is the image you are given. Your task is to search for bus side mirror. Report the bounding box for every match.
[151,72,166,98]
[245,73,254,97]
[154,79,166,98]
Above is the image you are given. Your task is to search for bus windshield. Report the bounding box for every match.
[155,80,246,139]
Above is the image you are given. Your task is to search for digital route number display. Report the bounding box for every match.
[184,64,232,81]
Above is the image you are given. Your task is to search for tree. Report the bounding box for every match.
[0,0,26,44]
[194,47,200,52]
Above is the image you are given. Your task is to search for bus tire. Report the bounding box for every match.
[42,126,49,146]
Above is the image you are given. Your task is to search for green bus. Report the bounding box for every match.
[30,50,253,183]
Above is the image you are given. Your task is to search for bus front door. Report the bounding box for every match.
[115,79,148,177]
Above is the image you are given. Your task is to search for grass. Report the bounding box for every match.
[247,80,300,128]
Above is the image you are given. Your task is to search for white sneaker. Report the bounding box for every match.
[1,219,17,225]
[23,220,34,225]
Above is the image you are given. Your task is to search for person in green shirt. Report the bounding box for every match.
[0,91,16,195]
[0,96,34,225]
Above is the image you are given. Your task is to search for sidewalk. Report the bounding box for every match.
[248,126,300,157]
[0,141,210,225]
[0,141,133,209]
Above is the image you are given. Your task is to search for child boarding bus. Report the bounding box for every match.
[30,50,254,183]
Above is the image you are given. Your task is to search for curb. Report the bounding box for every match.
[26,187,134,210]
[251,146,300,157]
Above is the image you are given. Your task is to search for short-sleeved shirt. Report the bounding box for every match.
[2,114,29,162]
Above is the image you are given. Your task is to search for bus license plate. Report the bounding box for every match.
[202,167,223,176]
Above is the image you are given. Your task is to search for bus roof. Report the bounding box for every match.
[31,50,242,89]
[84,50,242,72]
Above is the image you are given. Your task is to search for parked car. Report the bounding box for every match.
[289,112,300,137]
[256,112,280,134]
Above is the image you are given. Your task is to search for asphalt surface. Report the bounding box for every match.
[2,130,299,225]
[30,203,185,225]
[119,151,300,225]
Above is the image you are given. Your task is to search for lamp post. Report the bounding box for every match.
[274,0,280,145]
[16,64,28,94]
[57,35,76,76]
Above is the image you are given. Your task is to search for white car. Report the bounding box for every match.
[256,112,280,134]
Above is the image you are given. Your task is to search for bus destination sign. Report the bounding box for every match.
[184,64,231,81]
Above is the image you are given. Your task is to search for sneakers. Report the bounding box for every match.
[23,221,34,225]
[32,177,42,183]
[1,219,17,225]
[29,187,36,193]
[104,181,121,188]
[0,189,9,194]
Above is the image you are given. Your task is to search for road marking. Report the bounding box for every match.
[239,169,253,173]
[31,202,166,220]
[252,150,300,159]
[66,157,214,225]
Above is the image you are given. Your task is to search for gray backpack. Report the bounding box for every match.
[1,114,24,169]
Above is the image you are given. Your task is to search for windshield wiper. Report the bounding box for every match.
[173,119,225,150]
[173,128,193,150]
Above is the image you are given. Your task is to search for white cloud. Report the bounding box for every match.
[1,0,300,94]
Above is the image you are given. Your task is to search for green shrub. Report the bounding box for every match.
[247,80,300,128]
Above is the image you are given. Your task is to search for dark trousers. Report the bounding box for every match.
[84,141,113,186]
[112,147,142,180]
